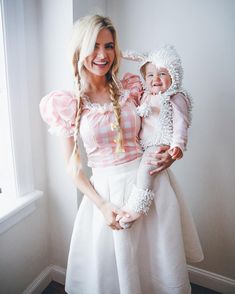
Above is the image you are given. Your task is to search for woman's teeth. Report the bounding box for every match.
[93,61,108,65]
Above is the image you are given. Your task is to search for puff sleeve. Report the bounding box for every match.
[39,90,77,137]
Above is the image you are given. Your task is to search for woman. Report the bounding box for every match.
[40,15,203,294]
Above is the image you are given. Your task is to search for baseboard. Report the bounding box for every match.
[188,265,235,294]
[22,266,52,294]
[51,265,66,285]
[22,265,66,294]
[23,264,235,294]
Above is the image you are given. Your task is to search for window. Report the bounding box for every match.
[0,0,43,234]
[0,3,17,199]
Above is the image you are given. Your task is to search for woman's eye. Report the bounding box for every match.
[94,44,99,49]
[105,44,114,49]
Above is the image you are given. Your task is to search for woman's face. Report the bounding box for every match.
[84,28,115,77]
[145,63,172,95]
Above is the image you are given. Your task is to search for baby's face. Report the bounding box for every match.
[145,63,172,95]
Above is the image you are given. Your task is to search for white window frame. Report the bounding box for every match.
[0,6,16,199]
[0,0,43,234]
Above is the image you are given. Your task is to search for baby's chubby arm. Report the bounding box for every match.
[170,93,191,155]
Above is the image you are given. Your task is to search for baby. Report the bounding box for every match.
[118,45,192,228]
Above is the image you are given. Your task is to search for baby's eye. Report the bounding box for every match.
[159,72,166,77]
[147,73,153,78]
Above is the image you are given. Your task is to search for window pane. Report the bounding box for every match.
[0,4,16,198]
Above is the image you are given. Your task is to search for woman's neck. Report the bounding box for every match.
[84,75,111,104]
[85,74,107,91]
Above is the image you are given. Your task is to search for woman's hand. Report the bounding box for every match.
[116,208,142,229]
[99,201,130,230]
[147,145,175,175]
[168,146,183,160]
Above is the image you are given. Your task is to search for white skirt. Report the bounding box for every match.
[65,158,203,294]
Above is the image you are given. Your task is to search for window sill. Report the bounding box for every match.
[0,190,44,234]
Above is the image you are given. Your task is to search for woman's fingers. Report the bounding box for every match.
[155,145,170,153]
[115,222,123,230]
[109,221,122,230]
[113,208,130,218]
[111,221,123,230]
[149,166,165,175]
[147,152,161,158]
[115,214,122,222]
[119,219,132,229]
[149,159,175,175]
[146,153,175,175]
[110,211,128,230]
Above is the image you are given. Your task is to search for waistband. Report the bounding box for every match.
[92,158,141,177]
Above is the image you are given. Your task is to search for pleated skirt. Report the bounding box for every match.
[65,158,203,294]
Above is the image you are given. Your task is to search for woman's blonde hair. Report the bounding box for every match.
[68,15,124,175]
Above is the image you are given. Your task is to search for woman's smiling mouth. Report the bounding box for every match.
[93,60,109,67]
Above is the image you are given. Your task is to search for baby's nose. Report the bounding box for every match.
[153,75,161,82]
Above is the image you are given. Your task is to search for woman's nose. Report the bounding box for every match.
[97,48,106,59]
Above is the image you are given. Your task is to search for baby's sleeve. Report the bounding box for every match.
[39,90,77,137]
[170,92,191,153]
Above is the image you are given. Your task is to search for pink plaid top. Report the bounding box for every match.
[40,90,143,168]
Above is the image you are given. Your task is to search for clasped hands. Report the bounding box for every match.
[99,201,130,230]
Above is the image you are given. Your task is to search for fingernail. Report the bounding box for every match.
[125,214,130,217]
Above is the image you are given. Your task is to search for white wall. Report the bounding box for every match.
[107,0,235,280]
[38,0,78,268]
[0,198,48,293]
[73,0,106,20]
[0,1,49,293]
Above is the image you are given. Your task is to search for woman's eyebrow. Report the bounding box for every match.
[95,42,114,45]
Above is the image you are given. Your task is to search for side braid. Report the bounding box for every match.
[67,60,83,175]
[109,79,125,153]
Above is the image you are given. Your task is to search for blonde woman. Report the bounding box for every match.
[40,15,203,294]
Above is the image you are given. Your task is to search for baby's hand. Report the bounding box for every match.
[168,147,183,160]
[116,208,142,229]
[121,73,143,104]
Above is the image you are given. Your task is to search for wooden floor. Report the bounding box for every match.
[42,281,222,294]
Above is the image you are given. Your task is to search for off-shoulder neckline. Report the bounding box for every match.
[82,94,113,107]
[81,91,130,113]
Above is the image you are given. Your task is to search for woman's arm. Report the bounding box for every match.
[60,137,128,230]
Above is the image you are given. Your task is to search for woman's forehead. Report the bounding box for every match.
[96,28,114,43]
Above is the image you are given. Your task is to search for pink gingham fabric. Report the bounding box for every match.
[39,90,77,137]
[40,90,142,168]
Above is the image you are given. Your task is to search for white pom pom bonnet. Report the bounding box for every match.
[122,45,184,93]
[140,45,184,92]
